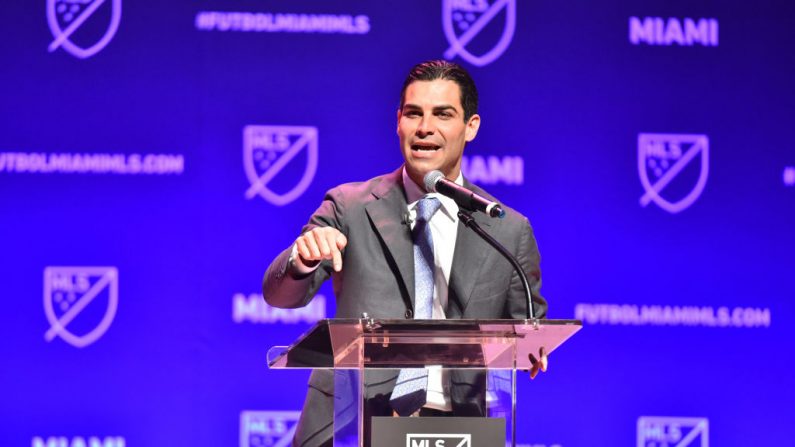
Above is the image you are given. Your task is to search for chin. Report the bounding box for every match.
[409,165,437,178]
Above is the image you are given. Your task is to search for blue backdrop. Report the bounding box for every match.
[2,1,794,446]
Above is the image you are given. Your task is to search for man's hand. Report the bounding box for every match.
[295,227,348,272]
[528,346,548,380]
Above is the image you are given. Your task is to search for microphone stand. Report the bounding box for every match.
[458,209,537,447]
[457,210,536,321]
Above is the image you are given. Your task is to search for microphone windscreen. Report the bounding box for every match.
[423,170,444,193]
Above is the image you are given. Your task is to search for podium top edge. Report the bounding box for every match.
[318,318,582,326]
[268,318,583,369]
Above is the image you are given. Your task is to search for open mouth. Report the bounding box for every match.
[411,143,441,152]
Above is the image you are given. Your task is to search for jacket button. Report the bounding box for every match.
[404,309,413,319]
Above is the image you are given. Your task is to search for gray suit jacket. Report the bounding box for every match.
[263,168,546,446]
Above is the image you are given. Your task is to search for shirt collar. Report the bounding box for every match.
[402,166,462,220]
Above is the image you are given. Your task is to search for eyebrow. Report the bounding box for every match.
[403,103,460,114]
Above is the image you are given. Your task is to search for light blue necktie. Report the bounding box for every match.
[390,196,441,416]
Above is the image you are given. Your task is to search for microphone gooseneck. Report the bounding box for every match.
[457,210,536,320]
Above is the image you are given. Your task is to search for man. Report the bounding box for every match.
[263,60,546,446]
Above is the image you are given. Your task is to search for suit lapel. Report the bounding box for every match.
[364,169,415,311]
[448,180,494,317]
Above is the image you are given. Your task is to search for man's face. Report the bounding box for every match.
[397,79,480,187]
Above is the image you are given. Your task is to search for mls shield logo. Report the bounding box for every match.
[43,266,119,348]
[240,411,300,447]
[638,133,709,214]
[243,125,319,206]
[442,0,516,67]
[46,0,122,59]
[637,416,709,447]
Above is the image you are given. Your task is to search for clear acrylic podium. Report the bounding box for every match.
[268,318,581,447]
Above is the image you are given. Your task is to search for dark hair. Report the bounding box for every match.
[399,60,479,121]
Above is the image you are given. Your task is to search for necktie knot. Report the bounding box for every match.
[416,196,441,223]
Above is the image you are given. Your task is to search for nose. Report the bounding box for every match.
[416,116,435,136]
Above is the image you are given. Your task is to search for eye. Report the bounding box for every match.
[404,110,421,117]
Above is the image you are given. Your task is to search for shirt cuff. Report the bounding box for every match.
[289,243,321,275]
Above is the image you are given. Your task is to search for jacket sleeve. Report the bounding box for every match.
[262,188,347,309]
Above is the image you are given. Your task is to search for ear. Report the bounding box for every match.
[464,114,481,142]
[396,108,402,134]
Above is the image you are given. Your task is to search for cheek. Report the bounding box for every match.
[398,124,414,140]
[445,124,467,139]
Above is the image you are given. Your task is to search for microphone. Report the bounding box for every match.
[424,170,505,218]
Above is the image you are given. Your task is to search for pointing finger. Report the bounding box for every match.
[331,231,346,272]
[321,229,343,271]
[331,246,342,272]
